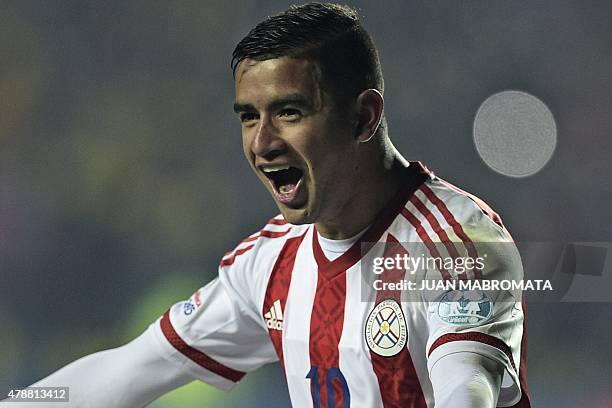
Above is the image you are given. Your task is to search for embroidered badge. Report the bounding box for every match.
[437,289,493,325]
[365,299,408,357]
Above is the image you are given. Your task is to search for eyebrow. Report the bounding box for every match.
[233,94,311,114]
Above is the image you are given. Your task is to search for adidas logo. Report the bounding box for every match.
[264,299,284,331]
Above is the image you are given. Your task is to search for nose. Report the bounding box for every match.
[250,116,286,160]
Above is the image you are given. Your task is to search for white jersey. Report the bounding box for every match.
[145,162,531,407]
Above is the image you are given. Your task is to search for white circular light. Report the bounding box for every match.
[473,90,557,178]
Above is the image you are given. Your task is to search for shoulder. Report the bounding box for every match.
[412,175,512,243]
[216,215,309,312]
[219,214,310,276]
[421,176,522,280]
[392,170,520,280]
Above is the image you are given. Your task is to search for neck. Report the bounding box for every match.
[316,146,409,240]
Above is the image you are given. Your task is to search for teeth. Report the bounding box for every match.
[262,165,290,173]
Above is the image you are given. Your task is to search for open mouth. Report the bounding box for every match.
[261,165,305,205]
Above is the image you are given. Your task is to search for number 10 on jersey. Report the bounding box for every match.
[306,366,350,408]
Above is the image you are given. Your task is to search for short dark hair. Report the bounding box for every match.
[231,3,384,105]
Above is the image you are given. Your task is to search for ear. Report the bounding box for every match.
[354,89,384,143]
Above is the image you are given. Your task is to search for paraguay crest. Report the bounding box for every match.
[365,299,407,357]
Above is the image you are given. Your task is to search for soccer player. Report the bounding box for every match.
[9,3,530,407]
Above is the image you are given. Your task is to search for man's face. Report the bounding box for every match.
[234,57,359,225]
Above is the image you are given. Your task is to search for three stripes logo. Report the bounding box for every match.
[264,299,284,331]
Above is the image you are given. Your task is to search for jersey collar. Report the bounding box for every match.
[312,161,431,280]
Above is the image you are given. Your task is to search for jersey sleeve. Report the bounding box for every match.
[424,202,526,407]
[145,256,278,390]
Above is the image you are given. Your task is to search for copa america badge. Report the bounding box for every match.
[437,289,493,325]
[364,299,407,357]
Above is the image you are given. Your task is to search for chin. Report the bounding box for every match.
[277,205,314,226]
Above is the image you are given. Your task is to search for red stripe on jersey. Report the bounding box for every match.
[309,270,348,408]
[220,244,254,267]
[427,331,516,371]
[160,310,245,383]
[260,229,291,238]
[240,235,259,244]
[373,234,407,300]
[400,208,453,280]
[222,221,292,263]
[262,231,307,367]
[418,184,482,279]
[267,217,288,225]
[370,235,427,408]
[409,195,462,260]
[241,228,292,243]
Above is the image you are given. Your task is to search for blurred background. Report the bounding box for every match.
[1,1,611,407]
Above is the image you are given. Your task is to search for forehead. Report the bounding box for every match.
[234,57,323,105]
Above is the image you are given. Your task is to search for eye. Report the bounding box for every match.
[278,108,302,120]
[239,112,259,124]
